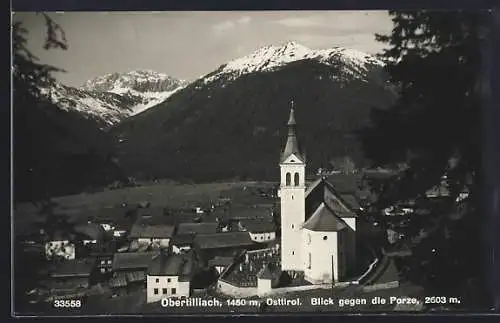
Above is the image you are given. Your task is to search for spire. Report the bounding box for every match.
[287,100,296,126]
[281,100,304,163]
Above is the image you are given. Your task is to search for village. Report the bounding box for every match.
[13,108,469,315]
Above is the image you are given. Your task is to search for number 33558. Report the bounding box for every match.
[53,299,81,308]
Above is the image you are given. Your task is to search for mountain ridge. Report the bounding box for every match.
[112,42,396,182]
[39,70,186,128]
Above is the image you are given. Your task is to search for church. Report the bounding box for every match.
[277,104,359,284]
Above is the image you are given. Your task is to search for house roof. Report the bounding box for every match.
[339,194,362,211]
[148,251,195,280]
[239,219,276,233]
[112,252,160,271]
[177,222,218,235]
[226,206,273,220]
[193,232,256,250]
[302,203,347,232]
[171,233,195,246]
[74,223,105,241]
[128,223,175,239]
[208,256,234,267]
[49,258,96,278]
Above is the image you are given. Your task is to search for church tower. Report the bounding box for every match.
[278,101,306,272]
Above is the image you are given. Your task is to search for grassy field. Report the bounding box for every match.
[14,181,279,234]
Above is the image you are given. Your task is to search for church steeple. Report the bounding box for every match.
[281,100,304,163]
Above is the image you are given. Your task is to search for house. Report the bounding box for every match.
[44,229,76,260]
[176,222,218,236]
[239,219,276,242]
[110,252,160,294]
[146,251,196,303]
[257,262,282,296]
[193,232,262,263]
[208,256,234,275]
[170,234,195,254]
[74,223,106,245]
[44,258,97,290]
[89,241,117,275]
[128,222,175,249]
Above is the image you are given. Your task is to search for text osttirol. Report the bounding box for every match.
[161,297,223,307]
[266,298,302,306]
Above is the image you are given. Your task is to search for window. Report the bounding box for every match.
[294,173,300,186]
[107,260,112,264]
[163,288,168,294]
[100,260,105,265]
[286,172,291,186]
[291,224,294,229]
[167,278,171,283]
[291,195,294,200]
[307,253,311,269]
[172,288,177,295]
[154,288,159,295]
[156,278,159,283]
[323,236,328,241]
[292,251,295,255]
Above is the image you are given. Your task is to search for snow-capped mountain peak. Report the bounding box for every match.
[205,41,384,83]
[39,70,187,128]
[81,69,187,94]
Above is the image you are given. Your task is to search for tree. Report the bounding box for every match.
[330,156,357,174]
[13,14,68,206]
[357,10,492,307]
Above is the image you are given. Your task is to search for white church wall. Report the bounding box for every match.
[343,218,356,231]
[280,159,306,272]
[302,230,340,284]
[280,187,305,271]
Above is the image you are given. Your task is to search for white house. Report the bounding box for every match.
[278,105,358,284]
[146,251,195,303]
[44,230,76,260]
[239,219,276,243]
[128,222,174,249]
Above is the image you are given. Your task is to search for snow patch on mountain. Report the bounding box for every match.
[204,41,384,83]
[39,82,134,126]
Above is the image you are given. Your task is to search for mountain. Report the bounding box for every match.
[40,70,186,128]
[14,91,126,203]
[112,42,397,182]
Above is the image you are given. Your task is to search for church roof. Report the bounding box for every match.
[305,177,358,219]
[280,107,305,163]
[302,203,347,232]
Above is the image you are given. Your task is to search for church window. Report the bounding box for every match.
[291,195,294,200]
[292,251,295,255]
[286,173,291,186]
[291,224,294,229]
[323,236,328,241]
[307,253,311,269]
[294,173,300,186]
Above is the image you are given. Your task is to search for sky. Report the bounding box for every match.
[13,11,394,87]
